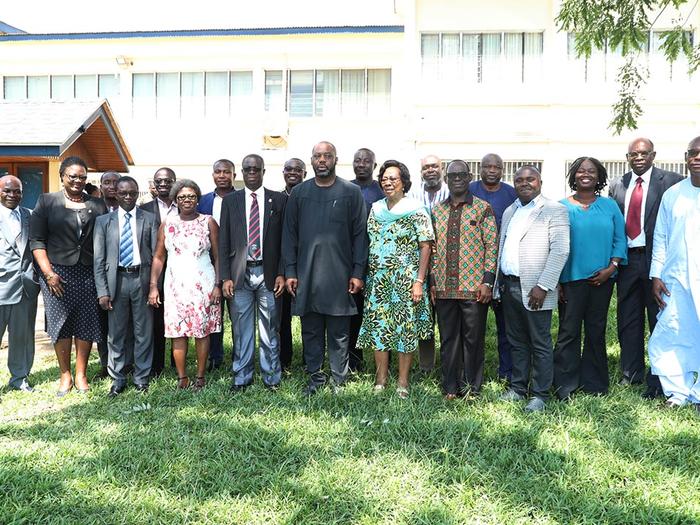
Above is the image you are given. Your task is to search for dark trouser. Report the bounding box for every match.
[208,296,232,365]
[554,279,614,399]
[301,312,350,387]
[502,279,554,400]
[435,299,488,395]
[279,292,293,370]
[347,292,365,371]
[617,248,662,391]
[98,310,109,368]
[492,300,514,381]
[151,293,167,376]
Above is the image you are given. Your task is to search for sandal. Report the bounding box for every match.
[396,386,409,399]
[373,384,386,392]
[192,376,206,392]
[177,376,190,389]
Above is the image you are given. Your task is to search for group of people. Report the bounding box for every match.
[1,136,699,412]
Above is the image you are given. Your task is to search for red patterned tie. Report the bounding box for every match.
[625,177,643,239]
[249,192,261,259]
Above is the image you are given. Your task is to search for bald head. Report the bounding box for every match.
[480,153,504,188]
[420,154,443,190]
[0,175,23,210]
[627,137,656,176]
[686,136,700,176]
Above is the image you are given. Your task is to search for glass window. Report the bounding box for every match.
[27,76,49,99]
[462,34,480,83]
[480,34,502,83]
[265,70,284,112]
[181,72,204,118]
[98,74,120,98]
[3,76,25,100]
[205,71,229,117]
[75,75,97,98]
[367,69,391,115]
[315,69,339,116]
[523,33,544,83]
[341,69,365,115]
[156,72,179,118]
[51,75,73,99]
[231,71,253,113]
[289,70,313,117]
[132,73,155,118]
[421,34,440,77]
[503,33,523,82]
[441,33,462,80]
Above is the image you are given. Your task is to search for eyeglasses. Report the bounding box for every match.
[242,166,263,173]
[687,149,700,159]
[117,191,139,198]
[447,172,470,180]
[66,174,88,182]
[176,194,197,202]
[626,151,653,159]
[154,178,174,186]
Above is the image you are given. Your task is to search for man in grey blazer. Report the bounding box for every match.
[0,175,39,392]
[94,176,158,396]
[496,166,570,412]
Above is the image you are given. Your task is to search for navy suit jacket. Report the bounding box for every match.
[197,192,216,216]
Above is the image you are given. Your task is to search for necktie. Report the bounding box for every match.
[248,192,261,260]
[10,208,21,242]
[625,177,643,240]
[119,212,134,267]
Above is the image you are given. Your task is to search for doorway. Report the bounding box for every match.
[0,162,48,209]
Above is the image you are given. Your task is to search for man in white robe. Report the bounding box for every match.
[649,136,700,408]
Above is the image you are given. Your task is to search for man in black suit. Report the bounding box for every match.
[608,137,684,398]
[94,177,158,396]
[139,167,177,377]
[219,154,286,391]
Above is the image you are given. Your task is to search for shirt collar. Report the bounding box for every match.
[0,204,15,219]
[448,192,474,207]
[245,186,264,197]
[637,166,653,183]
[118,206,135,219]
[515,194,541,209]
[156,197,176,209]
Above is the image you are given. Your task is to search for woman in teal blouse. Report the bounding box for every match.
[554,157,627,400]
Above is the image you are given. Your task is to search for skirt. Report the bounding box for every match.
[40,263,103,345]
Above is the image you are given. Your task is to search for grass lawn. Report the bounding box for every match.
[1,300,699,525]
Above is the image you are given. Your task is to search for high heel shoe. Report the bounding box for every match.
[177,376,190,389]
[192,376,206,392]
[56,384,73,398]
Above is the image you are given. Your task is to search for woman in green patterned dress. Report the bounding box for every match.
[358,160,434,398]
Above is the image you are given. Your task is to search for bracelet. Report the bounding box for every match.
[482,283,494,289]
[415,278,424,284]
[45,272,56,281]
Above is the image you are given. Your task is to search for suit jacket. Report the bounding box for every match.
[495,196,570,311]
[93,208,158,299]
[29,192,107,266]
[0,206,39,305]
[608,166,684,267]
[197,192,216,216]
[219,188,286,291]
[139,199,163,227]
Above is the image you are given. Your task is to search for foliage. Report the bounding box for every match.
[556,0,700,134]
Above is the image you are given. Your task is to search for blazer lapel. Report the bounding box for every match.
[234,190,246,230]
[17,208,30,257]
[644,167,661,225]
[0,214,19,254]
[519,199,545,239]
[262,189,272,240]
[135,208,145,249]
[108,211,120,260]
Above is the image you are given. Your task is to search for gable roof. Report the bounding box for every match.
[0,20,25,34]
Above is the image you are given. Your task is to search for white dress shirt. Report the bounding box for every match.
[156,197,178,221]
[212,194,223,225]
[244,186,266,261]
[118,207,141,266]
[0,205,21,241]
[499,195,541,277]
[623,166,652,248]
[408,182,450,212]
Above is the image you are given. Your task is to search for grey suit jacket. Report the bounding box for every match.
[93,208,158,299]
[0,206,39,305]
[495,196,570,311]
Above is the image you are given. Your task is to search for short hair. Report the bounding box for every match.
[354,148,376,162]
[567,157,609,194]
[154,167,176,180]
[59,156,88,177]
[242,154,265,169]
[515,165,541,178]
[84,183,99,195]
[169,179,202,202]
[116,175,139,190]
[213,159,235,171]
[100,171,120,183]
[447,159,470,173]
[378,160,412,194]
[311,141,337,156]
[284,158,306,170]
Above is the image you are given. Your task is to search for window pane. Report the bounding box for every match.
[289,70,313,117]
[75,75,97,98]
[205,71,228,117]
[98,74,120,98]
[231,71,253,114]
[27,76,49,99]
[481,34,502,83]
[181,72,204,118]
[4,76,25,100]
[50,75,73,99]
[341,69,365,114]
[265,70,284,112]
[367,69,391,115]
[523,33,543,83]
[315,69,339,116]
[156,72,179,118]
[441,33,461,80]
[132,73,155,118]
[421,34,439,77]
[463,34,479,83]
[503,33,523,83]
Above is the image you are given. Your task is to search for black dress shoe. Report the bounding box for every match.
[133,383,149,393]
[642,387,664,400]
[264,383,280,392]
[230,383,250,393]
[108,383,127,398]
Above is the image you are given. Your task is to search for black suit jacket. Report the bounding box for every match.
[139,199,163,226]
[219,188,286,291]
[608,166,684,266]
[30,192,107,266]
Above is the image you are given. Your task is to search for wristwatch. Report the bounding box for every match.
[611,260,619,268]
[482,283,493,289]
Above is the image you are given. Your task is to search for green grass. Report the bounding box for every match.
[1,301,699,524]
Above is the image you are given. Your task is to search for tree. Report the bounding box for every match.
[556,0,699,134]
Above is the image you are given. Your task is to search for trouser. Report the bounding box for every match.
[554,279,614,399]
[0,293,37,388]
[208,296,232,365]
[301,312,350,387]
[151,289,167,375]
[659,372,700,405]
[502,278,554,400]
[492,300,513,380]
[617,248,662,391]
[108,271,153,385]
[230,266,281,387]
[347,292,365,371]
[99,309,133,370]
[418,303,437,372]
[279,292,293,369]
[435,299,488,395]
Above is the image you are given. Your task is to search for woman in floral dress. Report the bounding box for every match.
[359,160,434,398]
[149,179,222,390]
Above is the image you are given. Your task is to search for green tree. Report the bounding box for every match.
[556,0,699,134]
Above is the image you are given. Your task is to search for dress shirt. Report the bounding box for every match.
[408,183,450,212]
[623,166,652,248]
[499,195,541,277]
[245,186,266,261]
[118,207,141,266]
[1,205,21,240]
[212,193,223,225]
[156,197,178,221]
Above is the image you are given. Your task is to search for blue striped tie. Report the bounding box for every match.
[119,212,134,267]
